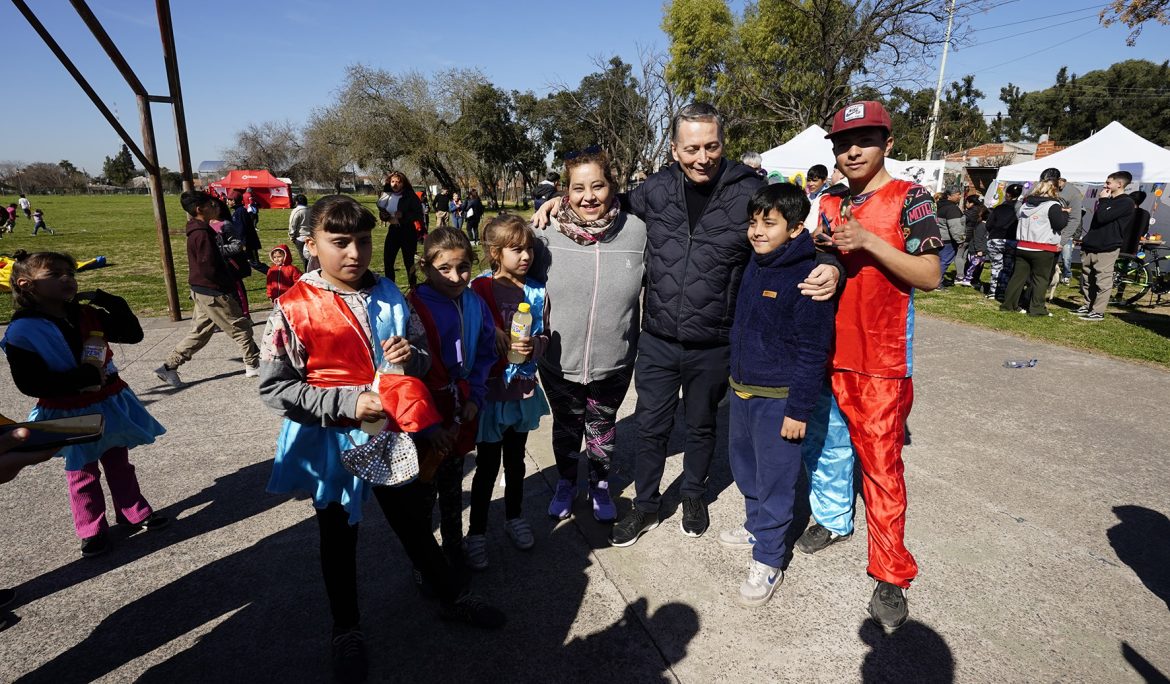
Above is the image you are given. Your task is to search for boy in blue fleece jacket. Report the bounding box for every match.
[720,182,835,607]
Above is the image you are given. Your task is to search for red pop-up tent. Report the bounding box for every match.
[209,170,291,209]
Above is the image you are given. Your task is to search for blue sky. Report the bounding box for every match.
[3,0,1168,174]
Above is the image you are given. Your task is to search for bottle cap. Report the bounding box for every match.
[518,303,531,313]
[90,331,105,338]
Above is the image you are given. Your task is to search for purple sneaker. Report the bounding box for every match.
[590,480,617,522]
[548,479,575,520]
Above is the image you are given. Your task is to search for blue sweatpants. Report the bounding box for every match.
[799,383,856,536]
[728,393,803,568]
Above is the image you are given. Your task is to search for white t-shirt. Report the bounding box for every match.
[18,197,30,211]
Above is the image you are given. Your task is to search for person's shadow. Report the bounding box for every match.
[1107,505,1170,611]
[1122,642,1170,684]
[18,467,701,682]
[859,619,954,683]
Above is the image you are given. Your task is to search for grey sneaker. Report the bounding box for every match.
[717,525,756,549]
[154,364,183,388]
[739,560,783,607]
[869,581,909,631]
[795,524,851,555]
[463,534,488,570]
[504,518,535,551]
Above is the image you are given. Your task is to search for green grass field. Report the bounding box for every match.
[2,195,1167,367]
[0,194,515,323]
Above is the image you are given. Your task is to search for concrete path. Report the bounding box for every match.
[0,314,1167,683]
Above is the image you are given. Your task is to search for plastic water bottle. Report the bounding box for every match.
[361,356,403,436]
[1003,359,1038,368]
[80,332,106,392]
[507,303,533,364]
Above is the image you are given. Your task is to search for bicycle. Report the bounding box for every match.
[1113,241,1170,306]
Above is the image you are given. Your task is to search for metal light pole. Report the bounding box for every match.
[925,0,956,161]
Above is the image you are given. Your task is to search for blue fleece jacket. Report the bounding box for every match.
[414,284,497,409]
[729,230,834,422]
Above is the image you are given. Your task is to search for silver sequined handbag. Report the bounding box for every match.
[340,430,419,486]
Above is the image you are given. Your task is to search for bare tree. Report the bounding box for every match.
[223,120,303,177]
[1100,0,1170,44]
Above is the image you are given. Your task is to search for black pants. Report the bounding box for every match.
[384,227,418,286]
[465,218,481,243]
[1001,249,1056,316]
[430,455,464,557]
[315,481,458,633]
[469,429,528,535]
[633,332,729,513]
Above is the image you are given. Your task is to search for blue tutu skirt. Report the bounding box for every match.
[28,386,166,471]
[476,385,550,444]
[268,420,372,524]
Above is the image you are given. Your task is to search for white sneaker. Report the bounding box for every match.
[154,364,184,388]
[244,364,260,378]
[504,518,535,551]
[463,534,488,570]
[717,525,756,549]
[739,560,783,607]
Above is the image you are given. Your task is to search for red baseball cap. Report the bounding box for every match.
[825,101,892,138]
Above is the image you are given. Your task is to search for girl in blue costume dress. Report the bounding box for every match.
[257,197,504,683]
[407,227,499,569]
[464,214,550,569]
[1,250,167,558]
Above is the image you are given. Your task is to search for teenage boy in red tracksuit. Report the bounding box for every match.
[802,101,942,630]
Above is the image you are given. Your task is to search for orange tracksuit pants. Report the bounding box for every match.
[831,370,919,588]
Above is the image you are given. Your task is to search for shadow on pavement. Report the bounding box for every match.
[1121,642,1170,684]
[859,619,954,683]
[18,468,698,683]
[1107,505,1170,610]
[135,370,247,402]
[12,461,286,609]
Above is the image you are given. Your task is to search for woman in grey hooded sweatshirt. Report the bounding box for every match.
[534,151,646,523]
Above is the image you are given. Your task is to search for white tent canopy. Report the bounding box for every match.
[759,124,944,192]
[993,121,1170,185]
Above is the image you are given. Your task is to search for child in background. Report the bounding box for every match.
[208,194,253,313]
[259,197,504,683]
[32,208,55,236]
[408,227,498,566]
[464,215,550,569]
[265,244,302,302]
[718,184,834,607]
[4,203,16,233]
[1,250,168,558]
[958,205,988,289]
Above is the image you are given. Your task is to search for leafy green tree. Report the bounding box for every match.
[999,59,1170,146]
[102,144,137,186]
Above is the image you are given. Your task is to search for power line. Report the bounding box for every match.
[964,14,1097,47]
[978,26,1103,73]
[968,3,1104,33]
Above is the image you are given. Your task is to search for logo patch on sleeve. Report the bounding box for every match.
[762,290,777,299]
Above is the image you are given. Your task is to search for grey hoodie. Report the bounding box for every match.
[533,212,647,384]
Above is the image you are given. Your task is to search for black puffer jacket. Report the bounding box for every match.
[627,160,764,345]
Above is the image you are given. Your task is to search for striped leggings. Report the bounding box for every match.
[65,447,153,538]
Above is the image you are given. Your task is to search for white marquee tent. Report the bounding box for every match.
[993,121,1170,185]
[759,125,945,192]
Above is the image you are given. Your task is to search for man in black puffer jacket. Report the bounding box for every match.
[613,104,842,546]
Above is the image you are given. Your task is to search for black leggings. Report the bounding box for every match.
[315,481,458,634]
[384,227,418,286]
[469,429,528,535]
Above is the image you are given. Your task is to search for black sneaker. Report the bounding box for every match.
[330,629,368,683]
[679,497,709,538]
[795,524,851,555]
[439,591,506,629]
[116,512,171,532]
[609,509,659,547]
[81,530,109,558]
[869,581,909,631]
[0,588,14,610]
